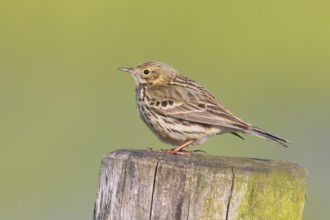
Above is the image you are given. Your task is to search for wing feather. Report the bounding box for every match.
[145,84,249,131]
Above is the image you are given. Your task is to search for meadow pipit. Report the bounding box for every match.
[119,61,289,154]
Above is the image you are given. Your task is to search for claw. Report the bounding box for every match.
[192,149,207,154]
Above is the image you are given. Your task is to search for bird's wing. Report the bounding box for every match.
[145,84,250,131]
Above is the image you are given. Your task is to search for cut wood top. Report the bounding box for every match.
[103,149,307,176]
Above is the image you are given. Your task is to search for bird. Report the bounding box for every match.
[118,61,289,154]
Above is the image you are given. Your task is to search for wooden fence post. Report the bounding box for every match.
[93,149,307,220]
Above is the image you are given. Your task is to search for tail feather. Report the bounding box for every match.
[246,126,290,148]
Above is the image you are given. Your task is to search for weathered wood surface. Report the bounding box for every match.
[93,149,307,220]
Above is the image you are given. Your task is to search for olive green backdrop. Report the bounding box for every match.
[1,0,329,219]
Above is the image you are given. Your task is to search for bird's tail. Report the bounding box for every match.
[246,126,290,148]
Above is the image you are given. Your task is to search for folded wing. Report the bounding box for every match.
[145,84,250,131]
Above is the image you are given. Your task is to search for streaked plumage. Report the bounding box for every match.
[119,61,289,153]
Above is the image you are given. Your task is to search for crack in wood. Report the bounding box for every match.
[149,161,159,220]
[226,167,235,220]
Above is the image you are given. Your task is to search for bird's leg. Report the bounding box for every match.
[171,140,194,154]
[159,140,194,155]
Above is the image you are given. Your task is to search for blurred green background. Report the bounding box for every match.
[0,0,329,219]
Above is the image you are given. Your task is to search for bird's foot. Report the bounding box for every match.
[159,148,191,155]
[158,140,195,155]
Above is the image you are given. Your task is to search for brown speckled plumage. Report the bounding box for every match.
[119,61,289,153]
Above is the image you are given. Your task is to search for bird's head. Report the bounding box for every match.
[118,61,178,87]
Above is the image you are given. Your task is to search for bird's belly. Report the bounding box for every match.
[138,106,221,146]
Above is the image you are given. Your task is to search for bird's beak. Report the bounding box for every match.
[118,67,134,74]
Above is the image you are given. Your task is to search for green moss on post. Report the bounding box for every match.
[93,149,308,220]
[231,164,307,219]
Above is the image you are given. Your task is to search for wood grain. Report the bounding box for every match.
[93,149,307,220]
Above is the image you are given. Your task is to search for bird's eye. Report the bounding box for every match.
[143,69,150,75]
